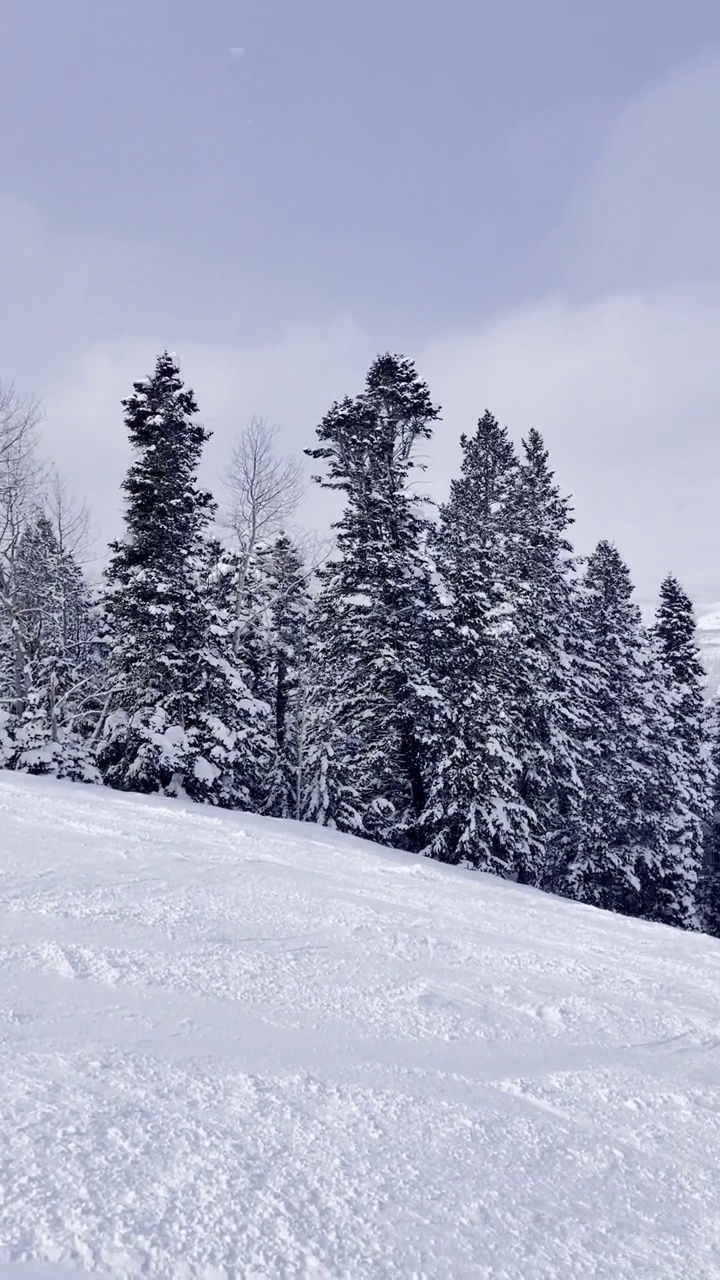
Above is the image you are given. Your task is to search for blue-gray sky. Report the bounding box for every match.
[2,1,720,600]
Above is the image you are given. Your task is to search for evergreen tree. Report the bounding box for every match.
[564,543,689,924]
[653,574,709,930]
[564,543,641,914]
[424,411,528,873]
[509,430,586,887]
[1,513,100,780]
[193,539,273,810]
[98,353,216,796]
[703,699,720,935]
[304,354,442,851]
[261,535,312,820]
[301,585,364,834]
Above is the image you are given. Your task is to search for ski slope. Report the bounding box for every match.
[1,775,720,1278]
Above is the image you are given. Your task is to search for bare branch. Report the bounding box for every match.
[0,380,45,713]
[292,526,334,579]
[221,418,307,655]
[222,417,306,551]
[45,468,97,562]
[0,382,42,463]
[0,381,45,562]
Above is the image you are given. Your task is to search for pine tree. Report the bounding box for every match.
[509,430,586,888]
[193,539,273,810]
[424,411,528,873]
[703,699,720,935]
[564,543,684,923]
[2,513,100,781]
[98,353,216,796]
[261,535,312,820]
[304,354,442,851]
[301,585,365,834]
[653,574,709,930]
[564,543,639,914]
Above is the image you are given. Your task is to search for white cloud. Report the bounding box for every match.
[555,54,720,290]
[422,286,720,599]
[42,320,375,550]
[44,281,720,601]
[5,54,720,604]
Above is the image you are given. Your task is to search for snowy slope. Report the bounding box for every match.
[697,606,720,697]
[2,777,720,1278]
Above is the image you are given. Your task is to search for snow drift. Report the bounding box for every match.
[1,772,720,1278]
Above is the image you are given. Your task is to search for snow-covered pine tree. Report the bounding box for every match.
[424,411,529,874]
[565,542,687,924]
[652,574,709,930]
[301,583,364,835]
[2,513,100,781]
[508,429,586,887]
[564,542,641,914]
[98,353,216,797]
[703,700,720,936]
[304,354,442,851]
[192,538,274,811]
[261,534,312,820]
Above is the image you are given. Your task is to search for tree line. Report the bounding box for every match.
[1,351,717,934]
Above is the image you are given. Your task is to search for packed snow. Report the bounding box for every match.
[2,775,720,1277]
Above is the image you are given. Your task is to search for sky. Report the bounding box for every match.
[1,0,720,602]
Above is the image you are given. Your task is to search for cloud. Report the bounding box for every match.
[42,320,375,550]
[422,285,720,600]
[4,53,720,605]
[420,53,720,601]
[45,280,720,603]
[555,54,720,291]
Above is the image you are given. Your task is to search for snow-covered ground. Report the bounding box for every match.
[697,606,720,697]
[2,775,720,1278]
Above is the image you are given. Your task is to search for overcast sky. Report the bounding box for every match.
[1,0,719,602]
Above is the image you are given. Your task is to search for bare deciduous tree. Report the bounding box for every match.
[46,468,96,563]
[223,417,306,548]
[0,383,44,715]
[222,418,306,651]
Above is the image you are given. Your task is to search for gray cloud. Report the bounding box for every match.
[556,55,720,290]
[2,53,720,608]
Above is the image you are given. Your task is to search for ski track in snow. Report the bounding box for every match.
[1,774,720,1277]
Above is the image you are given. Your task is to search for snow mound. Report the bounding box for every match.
[1,772,720,1278]
[696,607,720,697]
[696,609,720,633]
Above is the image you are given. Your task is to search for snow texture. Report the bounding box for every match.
[1,772,720,1277]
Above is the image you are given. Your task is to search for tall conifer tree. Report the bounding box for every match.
[304,354,441,851]
[194,538,274,810]
[424,411,528,873]
[565,542,688,923]
[652,574,709,929]
[564,543,643,913]
[262,534,312,820]
[98,353,215,795]
[703,701,720,935]
[509,430,586,887]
